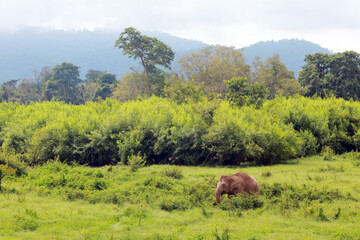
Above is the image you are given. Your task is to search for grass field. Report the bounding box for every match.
[1,154,360,239]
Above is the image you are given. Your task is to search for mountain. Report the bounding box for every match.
[243,39,332,76]
[0,27,205,83]
[0,28,331,83]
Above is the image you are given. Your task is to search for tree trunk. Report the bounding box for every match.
[140,57,152,95]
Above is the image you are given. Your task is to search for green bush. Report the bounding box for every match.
[161,166,183,179]
[231,195,264,210]
[322,146,335,161]
[0,151,27,190]
[14,212,39,231]
[183,182,214,207]
[261,182,343,210]
[2,96,360,167]
[158,196,189,211]
[128,154,146,172]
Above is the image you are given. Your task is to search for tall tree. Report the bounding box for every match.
[114,27,175,95]
[252,55,305,99]
[93,73,117,100]
[79,69,106,103]
[43,62,81,104]
[299,51,360,100]
[85,69,104,84]
[33,66,53,94]
[178,45,250,96]
[0,80,18,102]
[13,78,43,103]
[112,71,147,102]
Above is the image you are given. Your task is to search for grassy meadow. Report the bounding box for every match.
[1,154,360,239]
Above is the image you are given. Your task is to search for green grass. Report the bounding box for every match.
[1,155,360,239]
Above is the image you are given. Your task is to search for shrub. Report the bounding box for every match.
[0,164,16,190]
[213,227,231,240]
[158,196,189,211]
[218,195,263,211]
[261,182,343,211]
[299,130,319,156]
[0,151,27,176]
[2,96,360,167]
[14,209,39,231]
[261,170,272,178]
[0,151,27,190]
[322,146,335,161]
[317,207,329,221]
[347,151,360,166]
[183,182,214,207]
[128,154,146,172]
[161,166,183,179]
[231,194,264,210]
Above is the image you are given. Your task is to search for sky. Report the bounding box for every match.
[0,0,359,53]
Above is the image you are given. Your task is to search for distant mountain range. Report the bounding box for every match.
[0,27,332,83]
[243,39,332,76]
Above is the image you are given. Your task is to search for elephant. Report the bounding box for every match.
[213,173,259,205]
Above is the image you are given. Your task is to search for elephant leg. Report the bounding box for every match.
[227,195,233,207]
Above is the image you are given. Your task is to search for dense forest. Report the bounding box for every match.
[1,27,360,170]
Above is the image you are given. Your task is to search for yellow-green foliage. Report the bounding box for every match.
[1,96,360,166]
[0,151,27,190]
[128,154,146,172]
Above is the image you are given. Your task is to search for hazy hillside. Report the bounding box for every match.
[0,28,331,83]
[0,28,205,83]
[243,39,332,76]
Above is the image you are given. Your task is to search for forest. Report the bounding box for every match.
[1,28,360,168]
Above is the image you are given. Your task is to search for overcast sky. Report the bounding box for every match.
[1,0,359,52]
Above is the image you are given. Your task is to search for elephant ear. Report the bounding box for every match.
[219,175,227,182]
[227,176,237,182]
[220,175,235,182]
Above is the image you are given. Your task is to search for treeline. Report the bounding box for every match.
[0,47,301,105]
[2,28,359,104]
[1,96,360,166]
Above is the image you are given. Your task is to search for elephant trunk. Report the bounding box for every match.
[215,183,223,204]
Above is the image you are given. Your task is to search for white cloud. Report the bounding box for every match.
[0,0,359,52]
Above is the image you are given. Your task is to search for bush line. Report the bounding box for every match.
[1,96,360,166]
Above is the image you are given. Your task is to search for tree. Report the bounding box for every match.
[224,77,266,108]
[85,69,104,84]
[33,66,53,94]
[43,62,82,104]
[112,71,147,102]
[114,27,175,95]
[252,55,305,99]
[93,73,117,100]
[299,51,360,100]
[78,69,106,103]
[178,45,250,96]
[164,77,205,104]
[12,78,42,103]
[0,80,18,102]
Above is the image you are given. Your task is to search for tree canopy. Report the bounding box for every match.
[299,51,360,100]
[43,62,82,104]
[114,27,175,95]
[178,45,250,96]
[252,54,305,99]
